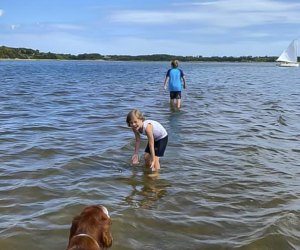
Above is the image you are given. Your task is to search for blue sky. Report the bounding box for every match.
[1,0,300,56]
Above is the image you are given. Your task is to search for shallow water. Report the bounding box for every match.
[1,60,300,250]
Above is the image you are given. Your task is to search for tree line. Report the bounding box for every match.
[0,45,279,62]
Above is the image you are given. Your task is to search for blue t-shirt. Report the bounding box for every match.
[166,68,184,91]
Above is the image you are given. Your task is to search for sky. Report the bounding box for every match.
[1,0,300,57]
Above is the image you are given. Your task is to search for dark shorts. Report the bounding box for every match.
[170,91,181,99]
[145,135,168,157]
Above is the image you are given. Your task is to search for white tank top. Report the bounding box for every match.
[141,120,168,141]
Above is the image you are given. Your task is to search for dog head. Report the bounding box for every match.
[67,205,112,250]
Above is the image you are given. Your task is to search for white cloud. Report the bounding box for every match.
[111,10,174,24]
[31,22,84,31]
[48,23,84,31]
[110,0,300,28]
[0,9,4,16]
[174,0,300,11]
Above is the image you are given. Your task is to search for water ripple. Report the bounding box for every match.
[1,61,300,249]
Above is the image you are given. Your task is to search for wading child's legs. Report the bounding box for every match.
[144,153,160,171]
[176,98,181,109]
[170,98,175,109]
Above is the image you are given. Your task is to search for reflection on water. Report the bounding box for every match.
[124,168,168,209]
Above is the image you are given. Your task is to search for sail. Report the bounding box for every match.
[276,40,298,63]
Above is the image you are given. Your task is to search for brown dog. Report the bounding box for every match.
[67,205,113,250]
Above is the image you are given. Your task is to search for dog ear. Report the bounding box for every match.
[68,216,80,245]
[101,231,113,248]
[100,219,113,248]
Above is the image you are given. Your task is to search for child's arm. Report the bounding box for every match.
[164,76,169,90]
[145,124,155,168]
[132,130,140,164]
[182,75,186,89]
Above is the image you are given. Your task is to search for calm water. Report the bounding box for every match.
[1,60,300,250]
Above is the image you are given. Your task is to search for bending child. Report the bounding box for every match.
[126,109,168,171]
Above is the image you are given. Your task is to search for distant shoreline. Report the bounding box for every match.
[0,58,276,64]
[0,45,280,63]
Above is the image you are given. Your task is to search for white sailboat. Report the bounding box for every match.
[276,39,299,67]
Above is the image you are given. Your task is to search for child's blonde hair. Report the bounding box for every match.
[126,109,145,127]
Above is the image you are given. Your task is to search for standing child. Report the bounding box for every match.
[164,59,186,110]
[126,109,168,171]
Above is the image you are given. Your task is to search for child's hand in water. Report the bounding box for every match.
[150,161,155,171]
[131,154,139,165]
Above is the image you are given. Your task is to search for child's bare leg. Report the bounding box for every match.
[170,99,175,109]
[144,153,151,167]
[144,153,160,171]
[176,99,181,109]
[154,156,160,170]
